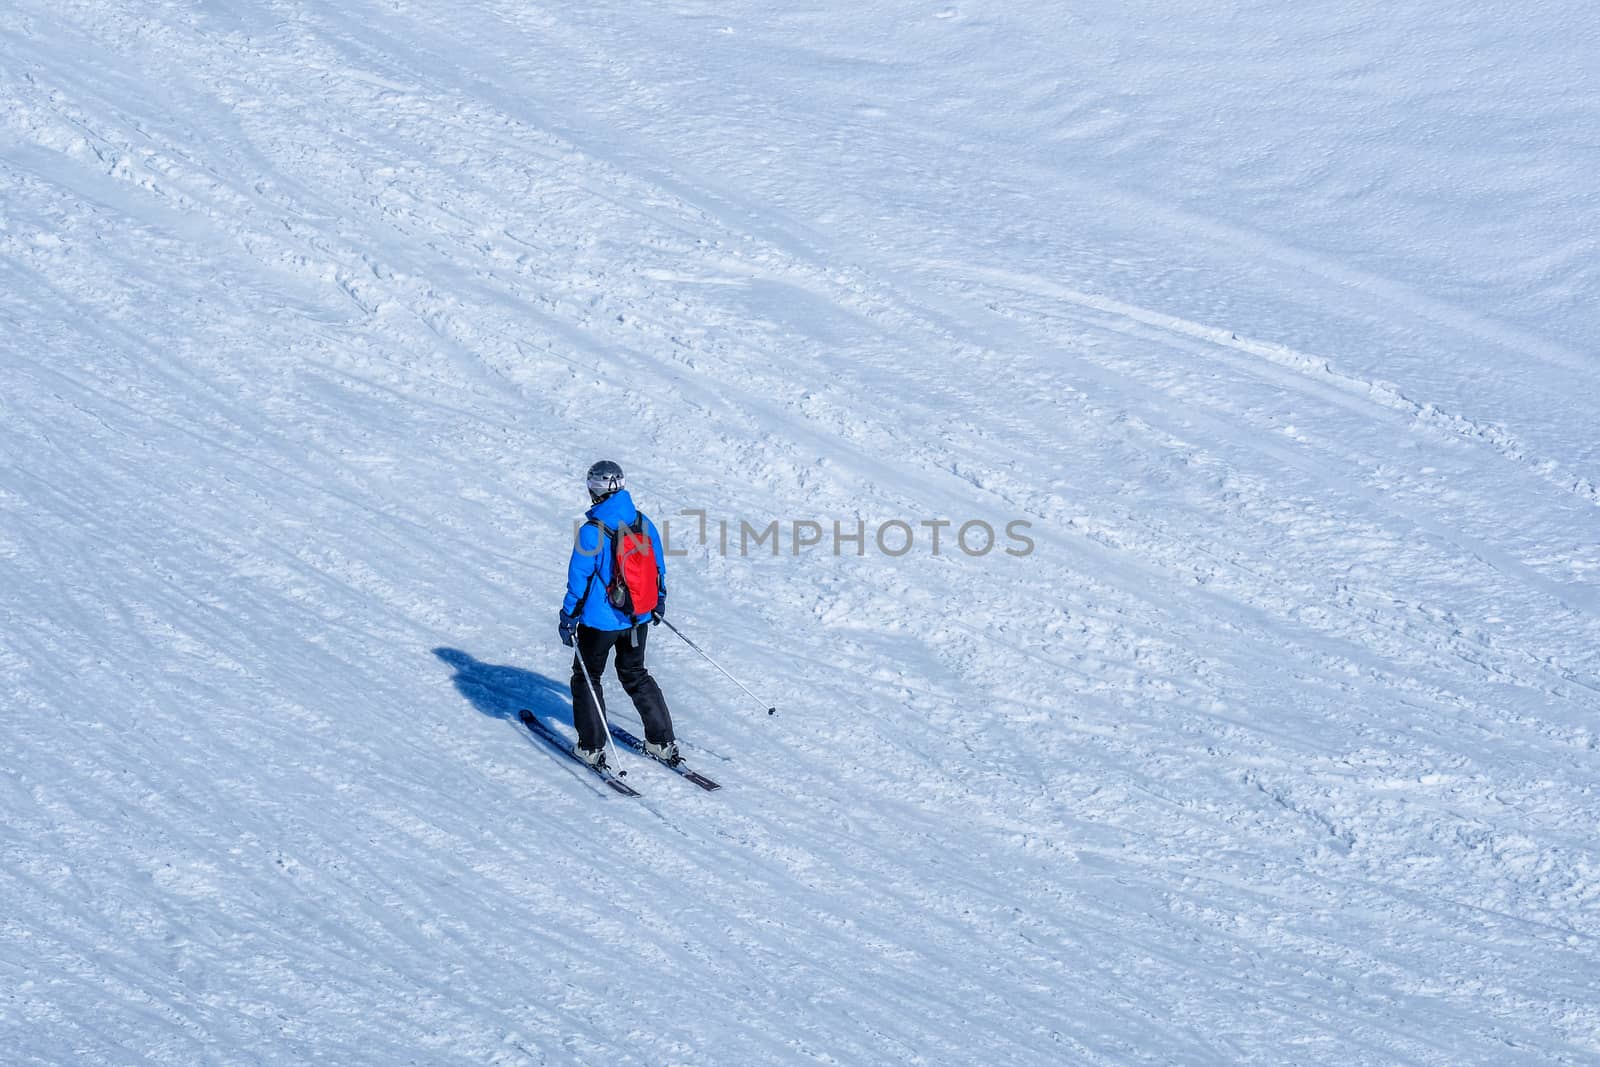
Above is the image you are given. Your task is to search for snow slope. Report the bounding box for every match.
[3,1,1598,1063]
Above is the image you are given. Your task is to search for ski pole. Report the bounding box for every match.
[573,645,626,775]
[660,618,777,716]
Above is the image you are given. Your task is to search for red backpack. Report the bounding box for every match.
[601,513,660,617]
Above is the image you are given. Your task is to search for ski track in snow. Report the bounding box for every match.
[2,1,1598,1064]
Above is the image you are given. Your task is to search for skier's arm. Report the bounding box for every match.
[563,522,603,616]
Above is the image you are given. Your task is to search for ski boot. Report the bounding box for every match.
[643,739,682,766]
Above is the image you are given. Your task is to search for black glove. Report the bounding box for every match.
[558,610,578,647]
[650,595,665,626]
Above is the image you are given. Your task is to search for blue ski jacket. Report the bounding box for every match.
[562,489,666,631]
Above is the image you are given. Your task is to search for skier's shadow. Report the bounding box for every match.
[433,647,571,730]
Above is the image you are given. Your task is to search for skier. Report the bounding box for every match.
[558,460,678,770]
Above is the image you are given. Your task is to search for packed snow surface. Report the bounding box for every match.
[3,1,1598,1064]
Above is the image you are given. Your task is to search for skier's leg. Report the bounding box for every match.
[570,626,615,750]
[613,624,674,744]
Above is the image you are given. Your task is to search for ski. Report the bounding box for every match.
[517,709,641,797]
[608,724,722,792]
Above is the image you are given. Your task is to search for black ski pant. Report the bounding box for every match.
[571,623,674,751]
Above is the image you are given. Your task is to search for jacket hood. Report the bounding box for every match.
[586,488,638,526]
